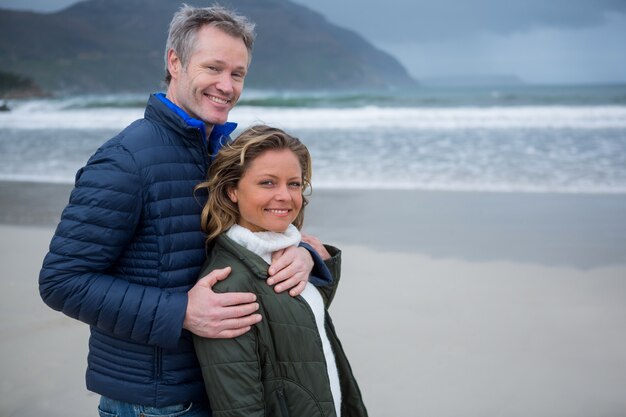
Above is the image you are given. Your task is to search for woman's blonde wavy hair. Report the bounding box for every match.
[197,124,312,242]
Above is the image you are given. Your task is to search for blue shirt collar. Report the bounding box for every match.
[154,93,237,150]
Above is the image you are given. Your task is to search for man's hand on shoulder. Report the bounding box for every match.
[268,246,313,297]
[301,233,331,260]
[184,267,262,339]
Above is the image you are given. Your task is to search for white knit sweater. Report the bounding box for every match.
[225,224,342,415]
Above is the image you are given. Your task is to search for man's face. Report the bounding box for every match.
[166,24,249,131]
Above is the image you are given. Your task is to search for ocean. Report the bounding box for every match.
[1,84,625,193]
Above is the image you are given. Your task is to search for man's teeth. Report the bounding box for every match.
[208,95,228,104]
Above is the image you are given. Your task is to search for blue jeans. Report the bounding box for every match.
[98,396,211,417]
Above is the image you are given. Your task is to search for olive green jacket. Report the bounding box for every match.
[194,235,368,417]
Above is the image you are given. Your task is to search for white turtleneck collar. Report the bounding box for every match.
[225,223,301,265]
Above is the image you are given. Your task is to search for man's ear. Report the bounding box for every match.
[167,49,182,79]
[227,186,238,203]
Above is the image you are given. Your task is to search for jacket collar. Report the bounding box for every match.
[214,234,270,280]
[146,93,237,149]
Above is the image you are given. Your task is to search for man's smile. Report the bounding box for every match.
[205,93,230,104]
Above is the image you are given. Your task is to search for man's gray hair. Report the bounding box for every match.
[164,4,256,85]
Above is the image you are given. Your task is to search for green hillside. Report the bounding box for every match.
[0,0,417,93]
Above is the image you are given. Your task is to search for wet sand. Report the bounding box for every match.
[2,182,626,416]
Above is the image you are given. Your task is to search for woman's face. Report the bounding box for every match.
[228,149,303,233]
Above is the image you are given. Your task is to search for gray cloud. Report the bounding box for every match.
[292,0,626,42]
[3,0,624,41]
[377,12,626,83]
[289,0,626,83]
[2,0,625,83]
[0,0,77,12]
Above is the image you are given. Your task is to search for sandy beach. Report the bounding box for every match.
[2,181,626,416]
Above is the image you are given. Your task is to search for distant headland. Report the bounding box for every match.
[0,0,417,95]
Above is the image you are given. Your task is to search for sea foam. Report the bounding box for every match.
[1,104,626,130]
[1,94,625,194]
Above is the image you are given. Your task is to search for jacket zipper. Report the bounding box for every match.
[276,389,290,417]
[296,294,339,414]
[297,295,324,350]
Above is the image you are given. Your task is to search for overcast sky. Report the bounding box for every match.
[2,0,625,84]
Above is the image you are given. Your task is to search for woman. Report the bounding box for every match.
[193,125,368,416]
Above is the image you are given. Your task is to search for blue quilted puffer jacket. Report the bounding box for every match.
[39,93,237,407]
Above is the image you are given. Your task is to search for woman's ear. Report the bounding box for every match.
[227,186,238,203]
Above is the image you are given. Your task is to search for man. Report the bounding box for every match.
[39,5,338,416]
